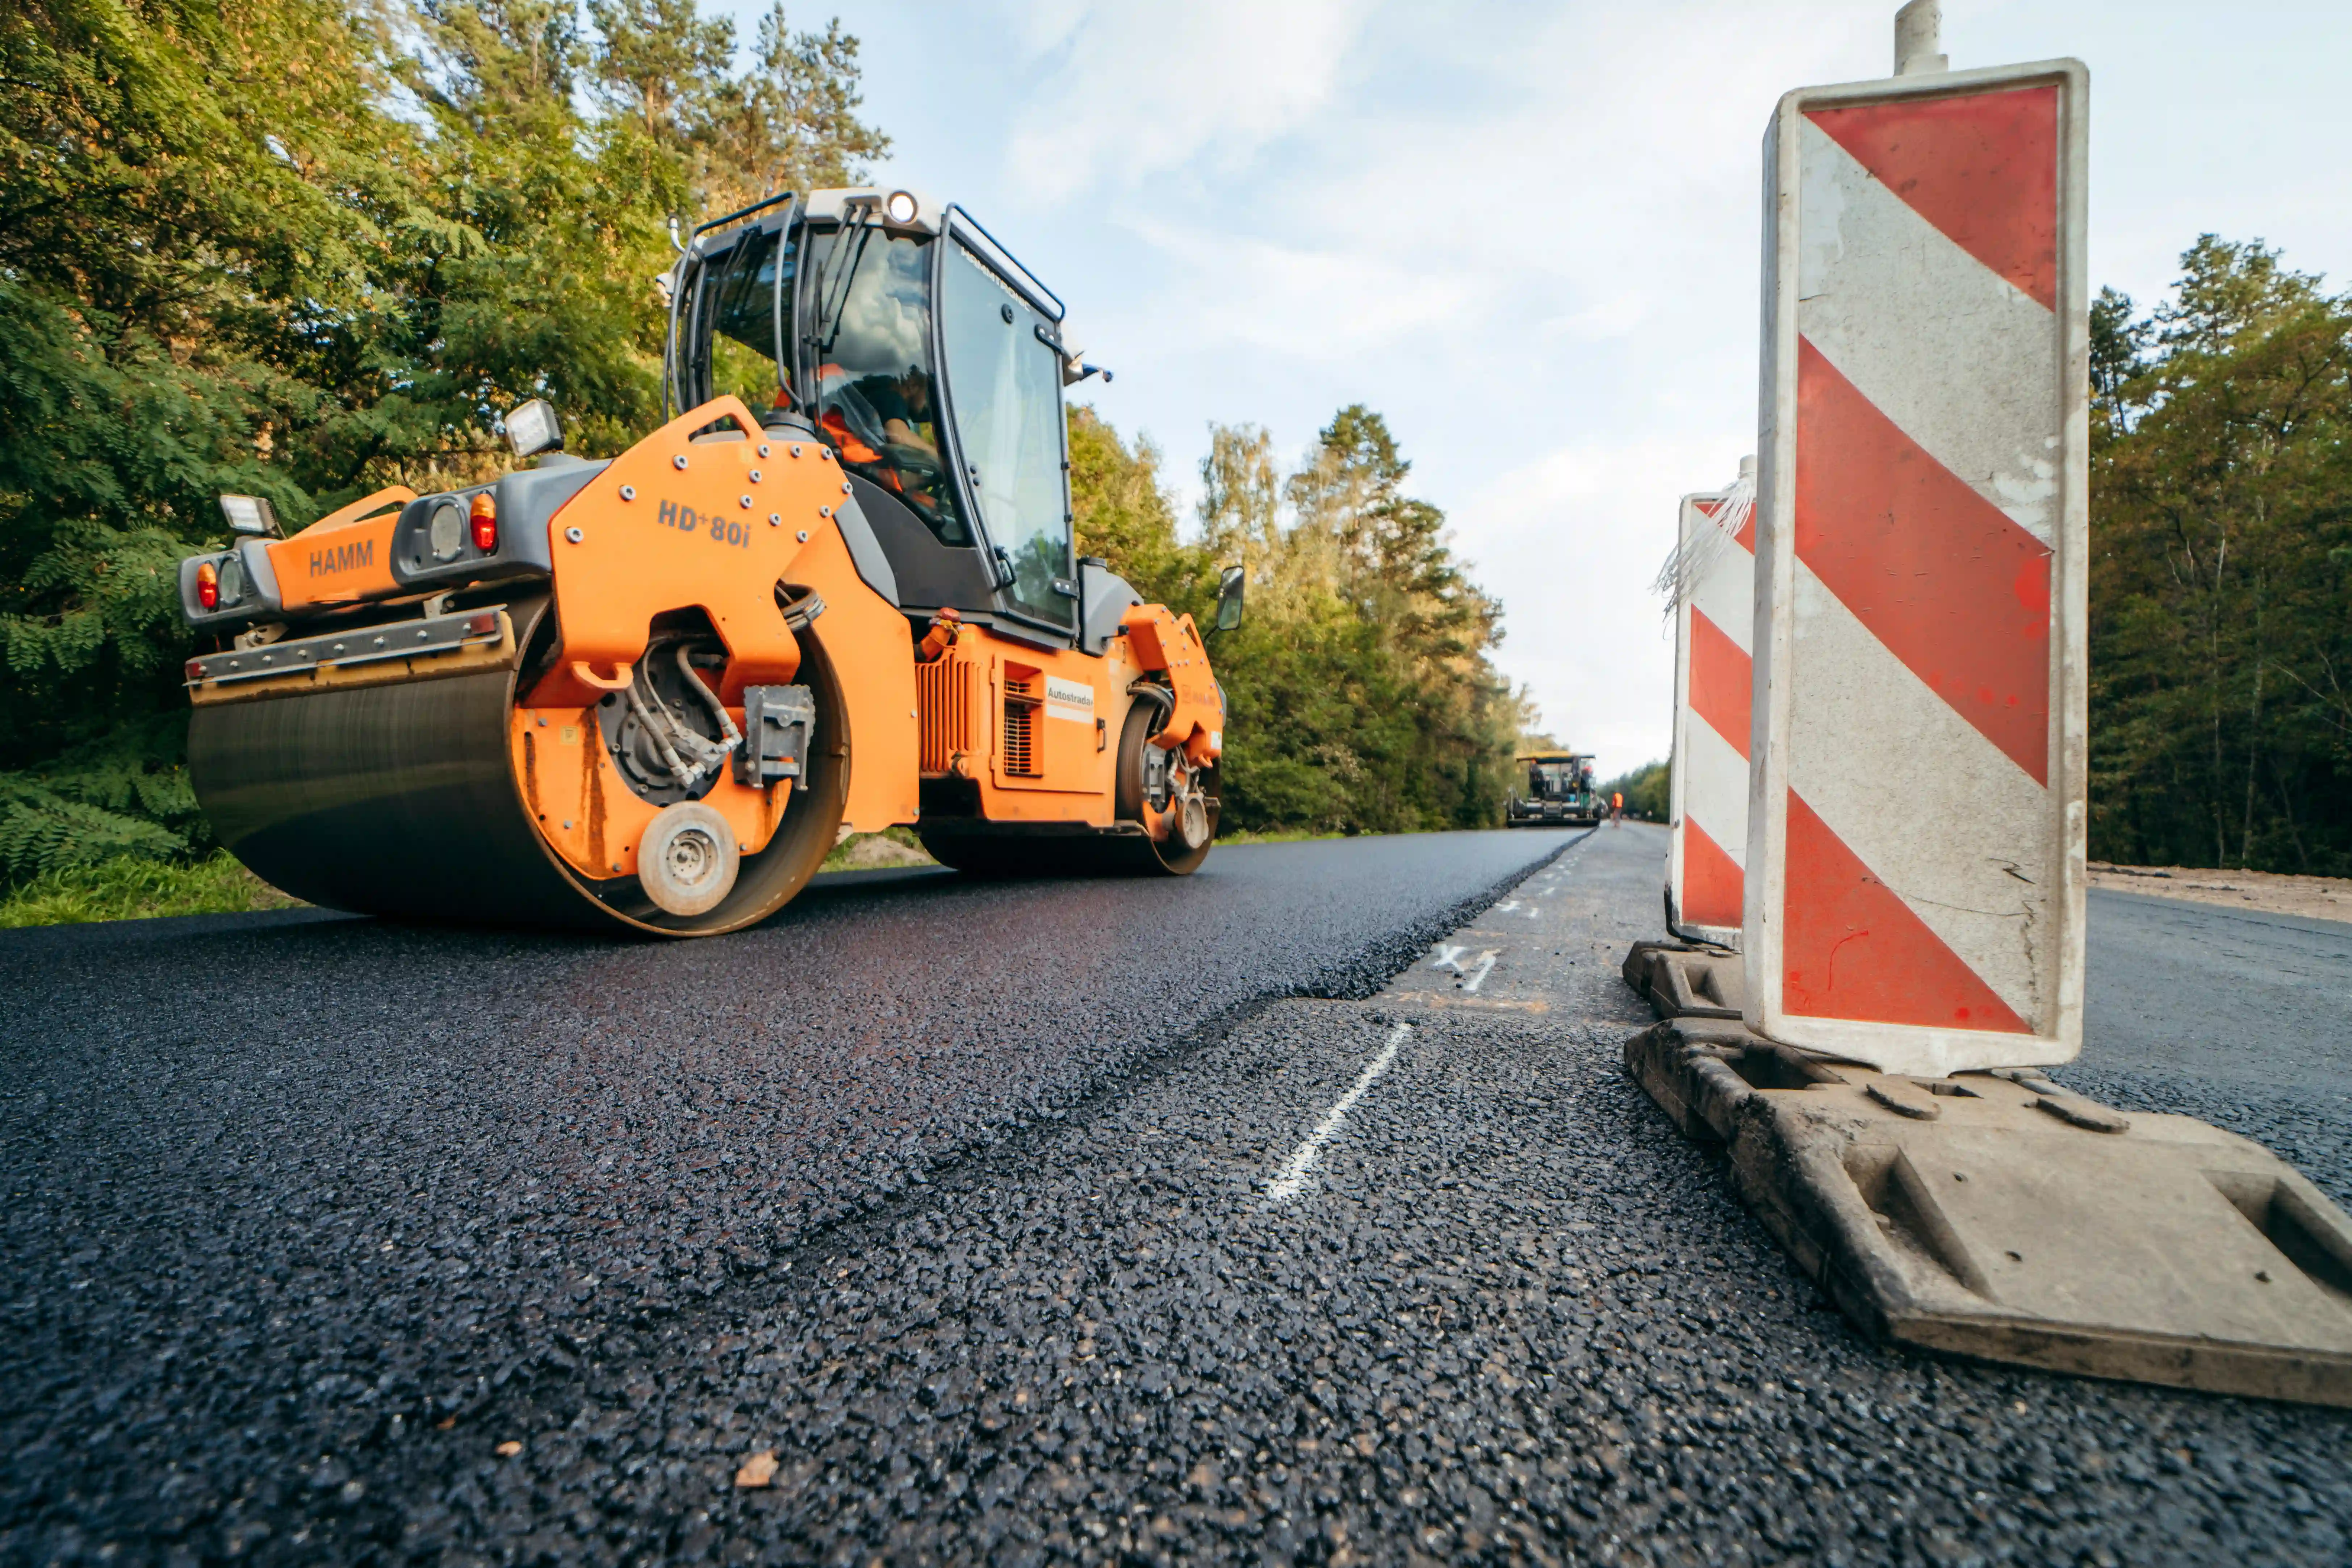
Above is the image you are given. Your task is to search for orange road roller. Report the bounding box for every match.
[178,188,1242,935]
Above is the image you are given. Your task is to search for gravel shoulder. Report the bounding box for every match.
[2089,862,2352,926]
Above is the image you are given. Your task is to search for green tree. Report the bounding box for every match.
[1071,405,1524,837]
[696,5,889,216]
[2090,236,2352,871]
[1599,760,1668,821]
[0,0,414,879]
[0,0,883,885]
[584,0,732,143]
[1066,405,1212,615]
[1196,422,1281,580]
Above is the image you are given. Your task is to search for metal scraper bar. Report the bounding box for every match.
[185,608,507,687]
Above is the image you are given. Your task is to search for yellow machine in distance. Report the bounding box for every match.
[1507,751,1600,828]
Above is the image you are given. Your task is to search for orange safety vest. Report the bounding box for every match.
[817,408,881,467]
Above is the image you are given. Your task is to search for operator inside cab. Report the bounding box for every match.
[807,229,969,546]
[688,219,969,547]
[832,365,938,457]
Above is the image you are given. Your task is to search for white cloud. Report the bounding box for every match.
[821,0,2352,776]
[1116,217,1474,362]
[1001,0,1373,201]
[1541,293,1652,342]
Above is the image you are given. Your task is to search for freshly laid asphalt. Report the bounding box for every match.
[2071,890,2352,1196]
[4,826,2349,1564]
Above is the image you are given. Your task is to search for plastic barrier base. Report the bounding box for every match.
[1621,939,1744,1020]
[1621,954,2352,1408]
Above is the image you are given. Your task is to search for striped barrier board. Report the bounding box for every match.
[1667,468,1754,949]
[1748,57,2090,1075]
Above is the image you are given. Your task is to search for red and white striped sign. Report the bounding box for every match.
[1748,59,2089,1075]
[1668,467,1754,949]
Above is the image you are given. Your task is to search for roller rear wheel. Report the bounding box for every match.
[917,702,1216,878]
[1108,701,1215,875]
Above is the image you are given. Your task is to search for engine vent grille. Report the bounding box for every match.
[917,658,971,774]
[1001,677,1041,777]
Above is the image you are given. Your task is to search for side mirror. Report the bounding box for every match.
[1214,564,1245,634]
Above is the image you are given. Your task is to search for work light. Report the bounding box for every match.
[504,398,563,459]
[219,494,279,537]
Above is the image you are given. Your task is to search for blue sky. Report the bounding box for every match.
[717,0,2352,777]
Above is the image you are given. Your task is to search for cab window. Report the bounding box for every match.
[692,225,792,412]
[938,242,1071,627]
[806,226,968,545]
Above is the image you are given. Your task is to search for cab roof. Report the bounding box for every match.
[1516,750,1592,763]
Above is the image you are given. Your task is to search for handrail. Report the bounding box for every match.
[690,189,796,241]
[942,203,1066,322]
[664,191,799,419]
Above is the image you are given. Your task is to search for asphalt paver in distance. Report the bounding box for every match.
[10,824,2352,1564]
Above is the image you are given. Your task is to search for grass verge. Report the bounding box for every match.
[1213,827,1349,846]
[821,826,936,872]
[0,853,305,929]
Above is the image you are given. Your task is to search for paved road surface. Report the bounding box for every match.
[2073,890,2352,1191]
[4,827,2347,1564]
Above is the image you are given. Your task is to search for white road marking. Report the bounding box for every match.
[1430,944,1468,974]
[1263,1023,1413,1205]
[1495,900,1522,913]
[1461,951,1498,992]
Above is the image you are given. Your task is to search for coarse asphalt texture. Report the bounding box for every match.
[5,824,2350,1564]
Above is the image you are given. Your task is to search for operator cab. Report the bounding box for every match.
[1523,753,1594,800]
[666,188,1103,645]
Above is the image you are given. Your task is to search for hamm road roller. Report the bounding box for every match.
[179,187,1241,935]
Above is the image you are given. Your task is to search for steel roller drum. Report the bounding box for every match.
[189,596,849,935]
[915,704,1217,879]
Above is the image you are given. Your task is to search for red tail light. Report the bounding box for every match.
[196,560,219,610]
[470,492,498,552]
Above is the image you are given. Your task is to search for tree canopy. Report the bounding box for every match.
[2089,236,2352,873]
[0,0,884,882]
[1071,404,1526,836]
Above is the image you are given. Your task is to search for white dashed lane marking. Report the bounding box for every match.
[1261,1022,1413,1206]
[1426,944,1501,991]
